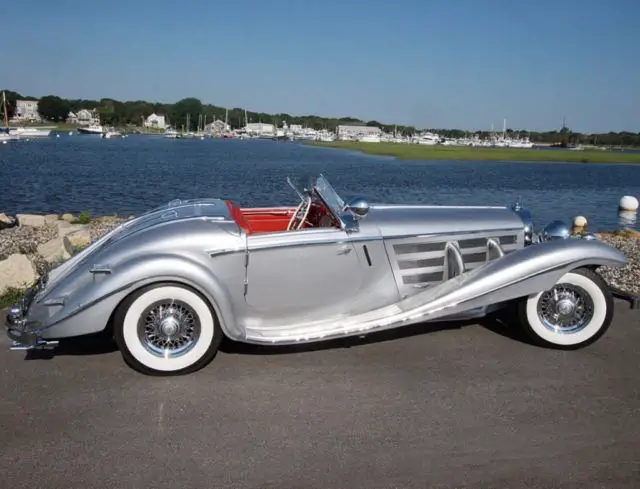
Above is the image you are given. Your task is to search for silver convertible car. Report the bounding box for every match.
[6,174,630,375]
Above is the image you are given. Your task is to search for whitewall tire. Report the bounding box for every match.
[517,268,614,350]
[114,283,223,375]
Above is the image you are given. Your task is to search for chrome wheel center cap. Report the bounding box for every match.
[160,316,179,336]
[555,299,575,316]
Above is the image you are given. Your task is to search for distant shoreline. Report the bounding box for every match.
[308,141,640,164]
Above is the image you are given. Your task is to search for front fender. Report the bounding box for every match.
[427,238,626,312]
[392,238,627,323]
[29,253,242,340]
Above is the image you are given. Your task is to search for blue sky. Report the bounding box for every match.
[4,0,638,132]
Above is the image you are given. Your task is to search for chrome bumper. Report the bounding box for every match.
[7,327,58,350]
[5,275,59,351]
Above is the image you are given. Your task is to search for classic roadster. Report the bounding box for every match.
[6,174,629,375]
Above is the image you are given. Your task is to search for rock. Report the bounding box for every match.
[61,213,74,222]
[0,213,17,230]
[0,223,58,261]
[63,227,91,255]
[56,221,87,238]
[44,214,60,223]
[17,214,46,227]
[37,237,71,264]
[0,253,36,295]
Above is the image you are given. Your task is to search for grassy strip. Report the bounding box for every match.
[309,141,640,164]
[0,287,26,309]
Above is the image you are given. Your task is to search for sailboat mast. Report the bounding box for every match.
[2,92,8,128]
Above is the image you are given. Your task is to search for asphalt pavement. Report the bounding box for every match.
[1,300,639,489]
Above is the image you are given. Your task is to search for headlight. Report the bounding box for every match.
[512,201,533,245]
[540,220,571,241]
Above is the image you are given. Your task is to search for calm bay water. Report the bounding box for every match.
[1,134,639,231]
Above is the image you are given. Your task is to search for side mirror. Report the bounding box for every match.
[345,197,370,218]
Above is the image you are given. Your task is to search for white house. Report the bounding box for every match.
[144,113,166,129]
[336,125,382,140]
[205,120,231,133]
[12,100,41,122]
[67,109,98,125]
[244,122,275,135]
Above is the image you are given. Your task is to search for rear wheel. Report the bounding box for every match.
[113,283,223,375]
[517,268,614,349]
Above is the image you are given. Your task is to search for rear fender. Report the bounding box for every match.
[35,253,241,339]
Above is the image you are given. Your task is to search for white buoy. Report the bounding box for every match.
[69,131,72,136]
[619,196,639,212]
[573,216,587,228]
[56,134,60,138]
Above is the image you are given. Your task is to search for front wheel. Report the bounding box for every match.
[113,283,223,375]
[517,268,614,350]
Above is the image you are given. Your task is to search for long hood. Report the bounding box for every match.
[362,204,525,238]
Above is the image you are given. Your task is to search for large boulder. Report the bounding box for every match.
[61,213,75,222]
[56,221,86,238]
[0,253,36,295]
[63,227,92,255]
[17,214,46,227]
[0,213,17,230]
[44,214,60,223]
[37,237,71,264]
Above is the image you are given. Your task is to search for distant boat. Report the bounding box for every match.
[1,92,19,143]
[0,131,20,143]
[77,124,104,134]
[9,127,52,138]
[163,128,181,139]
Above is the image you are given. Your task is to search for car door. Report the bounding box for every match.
[244,227,364,320]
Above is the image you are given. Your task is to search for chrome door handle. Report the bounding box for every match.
[337,245,352,255]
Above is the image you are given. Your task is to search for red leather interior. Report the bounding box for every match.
[225,200,341,235]
[226,201,294,234]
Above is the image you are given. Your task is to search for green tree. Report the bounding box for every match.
[0,90,22,121]
[170,97,203,130]
[38,95,71,121]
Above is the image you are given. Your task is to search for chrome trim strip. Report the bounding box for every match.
[247,235,383,252]
[372,205,510,210]
[402,272,442,285]
[445,241,466,279]
[387,228,524,242]
[208,247,245,258]
[398,257,444,270]
[487,238,505,258]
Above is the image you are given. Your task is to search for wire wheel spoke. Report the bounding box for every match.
[537,283,594,334]
[137,299,201,358]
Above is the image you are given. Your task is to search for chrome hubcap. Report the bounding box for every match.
[137,300,200,358]
[537,284,595,334]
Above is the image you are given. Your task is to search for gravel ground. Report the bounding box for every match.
[0,216,129,263]
[0,223,59,261]
[87,216,130,241]
[596,230,640,295]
